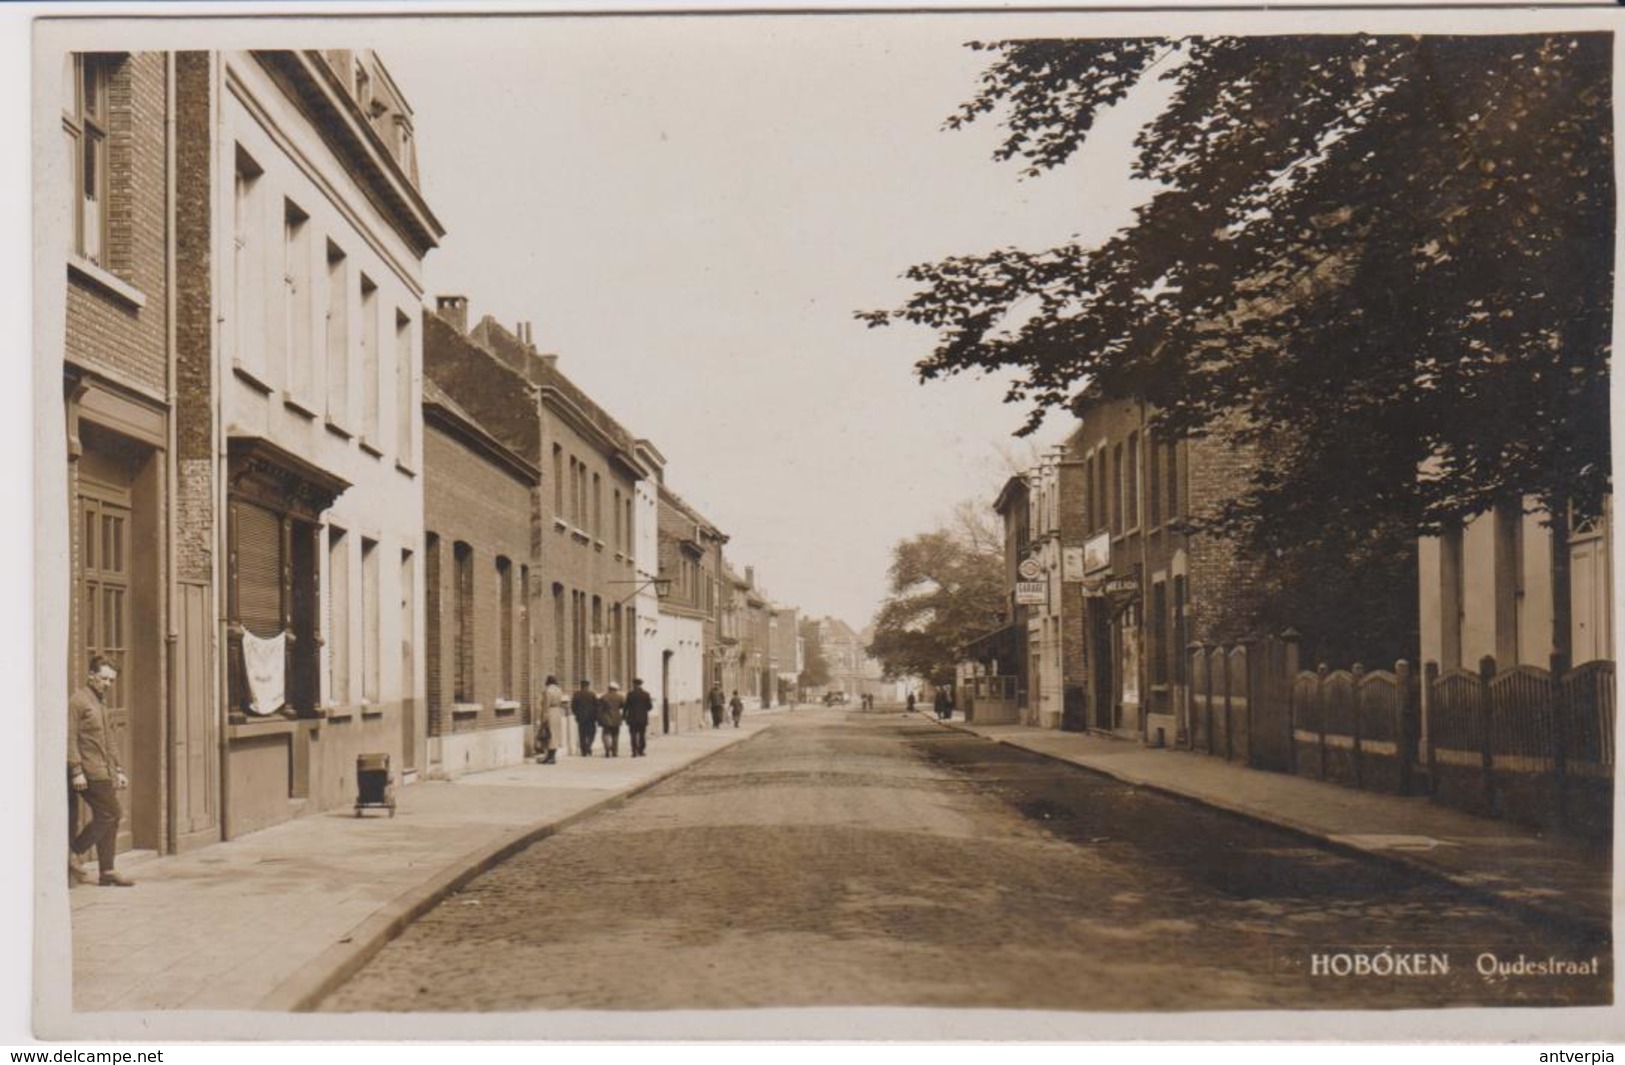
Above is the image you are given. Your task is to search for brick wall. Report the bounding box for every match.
[173,51,215,585]
[423,424,535,737]
[1184,417,1265,644]
[65,53,169,399]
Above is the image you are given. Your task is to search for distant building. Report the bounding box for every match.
[656,485,725,732]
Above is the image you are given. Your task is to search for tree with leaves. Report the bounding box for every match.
[868,503,1006,687]
[863,34,1611,566]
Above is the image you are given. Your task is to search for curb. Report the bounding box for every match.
[911,711,1611,944]
[259,725,770,1012]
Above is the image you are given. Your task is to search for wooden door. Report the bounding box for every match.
[78,484,132,852]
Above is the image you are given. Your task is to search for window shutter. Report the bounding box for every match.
[235,501,283,637]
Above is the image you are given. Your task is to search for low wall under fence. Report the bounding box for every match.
[1187,637,1614,839]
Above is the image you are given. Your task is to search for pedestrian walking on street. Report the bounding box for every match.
[539,675,565,763]
[68,655,132,887]
[572,680,601,757]
[906,691,916,714]
[708,684,725,729]
[598,682,626,757]
[624,678,653,757]
[730,690,744,728]
[934,687,951,722]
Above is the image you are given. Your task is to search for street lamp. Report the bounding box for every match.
[609,576,673,606]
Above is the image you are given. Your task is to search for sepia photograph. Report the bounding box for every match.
[23,3,1624,1044]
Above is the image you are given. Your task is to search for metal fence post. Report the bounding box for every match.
[1423,661,1439,795]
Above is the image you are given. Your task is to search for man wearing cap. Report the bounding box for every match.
[597,682,626,758]
[68,655,132,887]
[624,678,654,757]
[571,680,600,758]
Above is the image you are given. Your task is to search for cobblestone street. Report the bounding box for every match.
[323,709,1609,1012]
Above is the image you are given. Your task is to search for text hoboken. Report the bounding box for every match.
[1309,952,1450,977]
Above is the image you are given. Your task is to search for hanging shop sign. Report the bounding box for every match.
[1017,556,1043,581]
[1104,577,1140,596]
[1014,581,1048,605]
[1062,547,1085,582]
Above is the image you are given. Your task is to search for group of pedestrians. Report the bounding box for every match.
[535,675,655,761]
[706,685,744,729]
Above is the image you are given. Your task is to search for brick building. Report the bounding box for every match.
[431,305,659,737]
[181,50,442,837]
[61,51,176,854]
[420,348,538,776]
[970,449,1090,730]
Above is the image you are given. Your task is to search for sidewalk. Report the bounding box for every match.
[68,713,783,1013]
[922,711,1614,940]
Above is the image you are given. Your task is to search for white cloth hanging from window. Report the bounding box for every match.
[242,630,287,716]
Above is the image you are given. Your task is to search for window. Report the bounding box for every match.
[1165,439,1180,522]
[360,275,379,443]
[613,489,622,551]
[64,54,112,265]
[520,565,532,707]
[362,537,380,705]
[572,590,587,682]
[325,242,349,424]
[552,582,566,681]
[1148,432,1162,529]
[1085,457,1096,532]
[592,473,603,540]
[395,311,414,464]
[1493,503,1523,665]
[283,200,313,403]
[1111,445,1124,535]
[1150,580,1168,686]
[1172,576,1187,686]
[227,500,320,717]
[591,595,604,683]
[1125,432,1140,531]
[552,445,564,517]
[327,526,350,706]
[569,459,581,526]
[232,147,265,376]
[625,497,634,556]
[498,556,514,699]
[426,533,442,714]
[453,541,473,703]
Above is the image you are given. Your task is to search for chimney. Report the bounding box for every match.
[745,566,755,588]
[436,295,468,334]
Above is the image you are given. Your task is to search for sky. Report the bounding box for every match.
[380,13,1173,628]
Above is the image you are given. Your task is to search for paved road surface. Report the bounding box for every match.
[323,709,1609,1012]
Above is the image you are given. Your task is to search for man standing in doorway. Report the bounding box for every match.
[708,684,725,729]
[68,656,132,887]
[624,678,653,757]
[571,679,601,757]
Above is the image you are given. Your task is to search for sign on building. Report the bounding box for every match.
[1083,532,1111,573]
[1015,581,1047,605]
[1062,547,1085,582]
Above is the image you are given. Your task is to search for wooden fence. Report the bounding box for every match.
[1187,639,1614,838]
